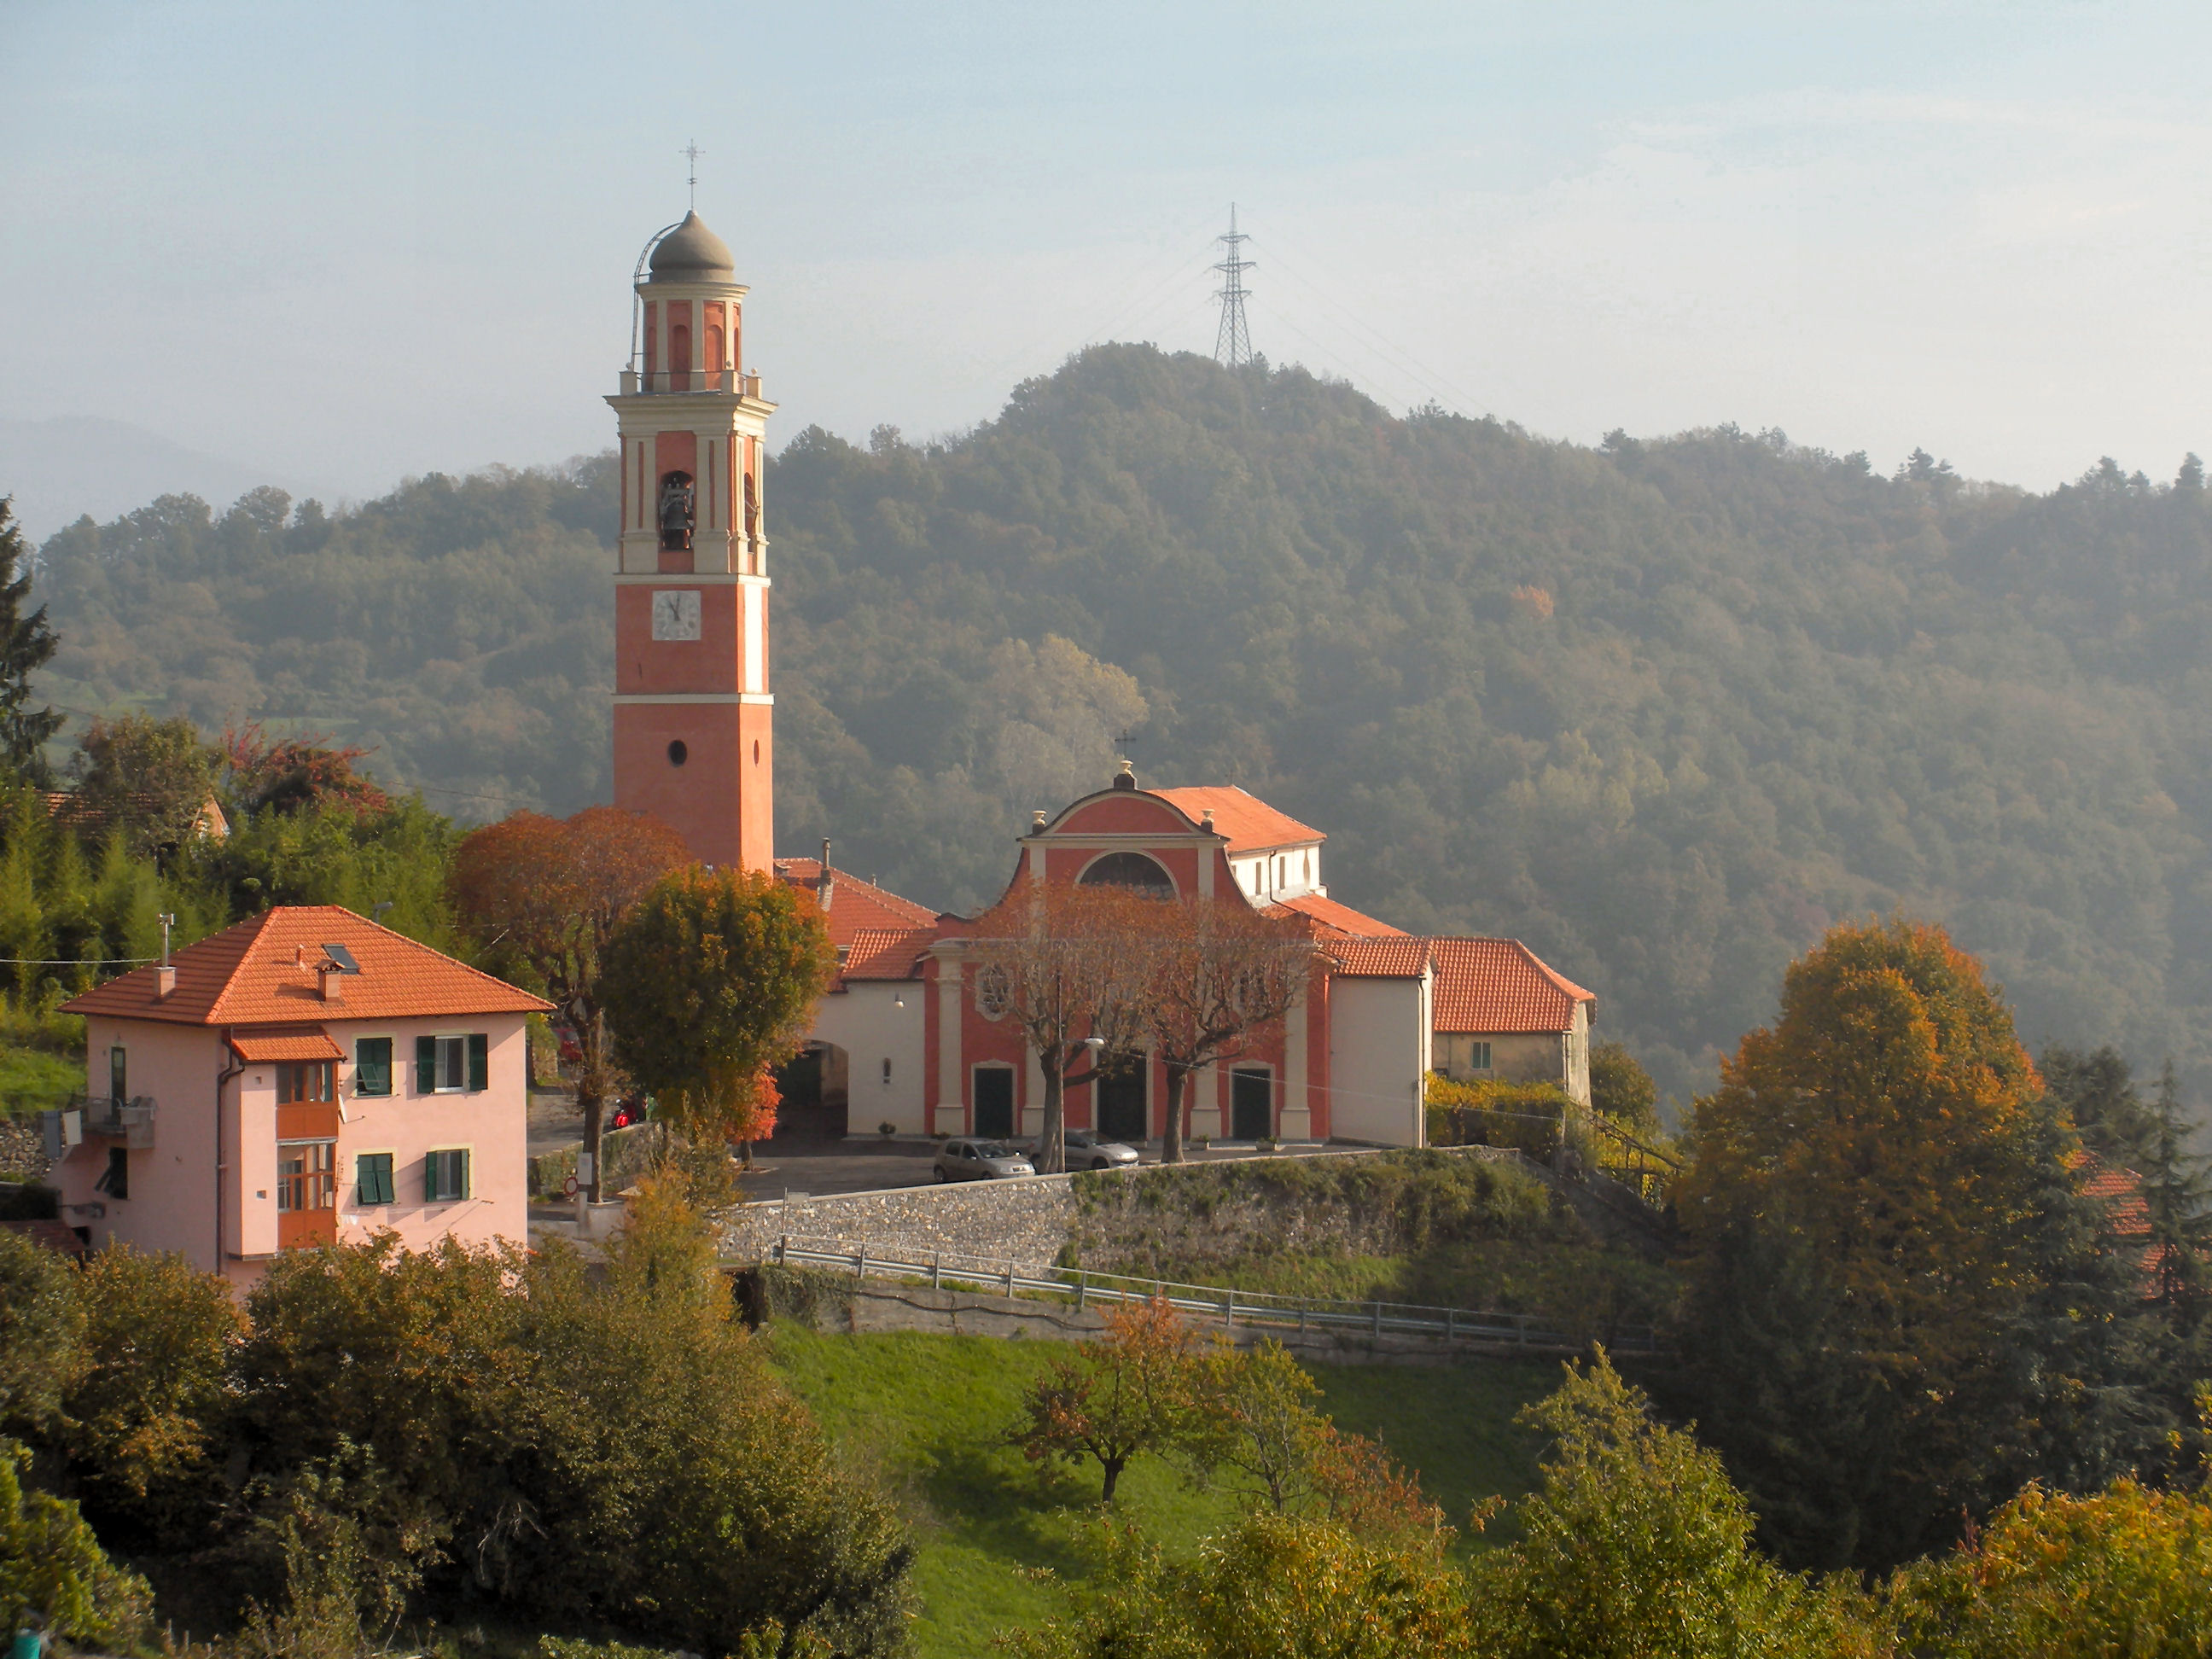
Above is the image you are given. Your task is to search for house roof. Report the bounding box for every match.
[61,906,550,1027]
[773,860,940,952]
[1267,894,1406,939]
[44,789,230,841]
[1153,787,1324,853]
[1329,938,1434,978]
[840,926,935,981]
[229,1027,346,1062]
[1429,938,1595,1033]
[1,1220,86,1260]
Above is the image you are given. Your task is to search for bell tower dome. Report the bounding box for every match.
[605,210,776,871]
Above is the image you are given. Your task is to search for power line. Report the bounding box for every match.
[1213,204,1256,368]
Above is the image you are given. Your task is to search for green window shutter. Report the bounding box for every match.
[416,1036,437,1094]
[467,1033,488,1093]
[358,1153,393,1207]
[425,1150,446,1202]
[457,1147,471,1200]
[355,1039,391,1097]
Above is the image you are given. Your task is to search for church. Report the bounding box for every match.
[604,212,1596,1147]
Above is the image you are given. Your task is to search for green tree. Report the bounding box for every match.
[1588,1039,1659,1134]
[0,1227,84,1439]
[69,712,218,861]
[64,1243,245,1537]
[1470,1353,1889,1659]
[2141,1060,2212,1320]
[0,500,60,789]
[600,864,835,1156]
[2039,1044,2156,1167]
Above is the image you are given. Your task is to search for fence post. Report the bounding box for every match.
[1298,1302,1307,1336]
[776,1235,787,1266]
[855,1244,865,1279]
[1371,1301,1382,1339]
[1445,1307,1455,1342]
[1075,1270,1086,1313]
[932,1252,942,1289]
[1004,1259,1016,1297]
[1225,1289,1234,1330]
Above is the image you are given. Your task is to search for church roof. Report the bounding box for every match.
[1267,894,1406,938]
[1154,786,1323,852]
[648,211,735,283]
[839,927,935,981]
[773,860,939,952]
[1429,938,1593,1033]
[1329,938,1433,978]
[61,905,550,1027]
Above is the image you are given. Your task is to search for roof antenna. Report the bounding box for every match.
[682,140,705,210]
[158,912,174,967]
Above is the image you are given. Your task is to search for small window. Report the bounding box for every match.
[425,1148,470,1203]
[94,1146,129,1201]
[109,1045,126,1105]
[417,1035,487,1094]
[356,1152,394,1207]
[882,1057,893,1086]
[1469,1040,1493,1072]
[668,740,689,765]
[278,1062,335,1103]
[354,1038,393,1097]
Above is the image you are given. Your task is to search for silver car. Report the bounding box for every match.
[1057,1129,1142,1171]
[933,1138,1037,1182]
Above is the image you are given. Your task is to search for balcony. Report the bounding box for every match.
[616,369,763,399]
[69,1094,157,1149]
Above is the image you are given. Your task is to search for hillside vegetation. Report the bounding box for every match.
[26,346,2212,1098]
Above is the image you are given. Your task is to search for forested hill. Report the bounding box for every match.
[26,346,2212,1102]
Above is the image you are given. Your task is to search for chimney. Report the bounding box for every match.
[294,944,307,968]
[154,965,177,1000]
[1201,809,1217,835]
[817,837,835,914]
[317,962,344,1004]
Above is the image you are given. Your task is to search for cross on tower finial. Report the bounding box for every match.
[682,140,705,210]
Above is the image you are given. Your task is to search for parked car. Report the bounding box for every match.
[933,1138,1037,1182]
[1042,1129,1142,1171]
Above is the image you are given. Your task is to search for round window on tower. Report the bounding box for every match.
[667,740,688,766]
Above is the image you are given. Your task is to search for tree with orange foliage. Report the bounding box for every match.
[449,806,689,1202]
[1132,898,1311,1164]
[1012,1295,1200,1503]
[1677,916,2060,1570]
[222,721,390,818]
[969,882,1155,1174]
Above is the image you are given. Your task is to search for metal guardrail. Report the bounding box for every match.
[761,1234,1660,1355]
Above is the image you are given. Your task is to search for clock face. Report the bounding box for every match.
[650,589,701,641]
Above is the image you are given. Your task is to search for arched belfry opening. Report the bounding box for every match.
[657,471,695,551]
[1079,851,1176,898]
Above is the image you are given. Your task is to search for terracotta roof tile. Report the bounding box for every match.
[1330,938,1433,978]
[840,927,934,981]
[229,1027,346,1062]
[1429,937,1595,1033]
[1154,787,1324,853]
[1,1220,87,1260]
[61,906,550,1027]
[774,861,939,951]
[1267,894,1406,938]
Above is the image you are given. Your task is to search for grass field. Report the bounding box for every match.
[0,1041,79,1116]
[765,1324,1558,1658]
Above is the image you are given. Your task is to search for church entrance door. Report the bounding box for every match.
[1231,1067,1272,1141]
[974,1067,1016,1138]
[1097,1058,1148,1143]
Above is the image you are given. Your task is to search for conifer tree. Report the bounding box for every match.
[0,499,61,788]
[2141,1061,2211,1323]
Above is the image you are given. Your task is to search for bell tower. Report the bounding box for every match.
[606,211,775,870]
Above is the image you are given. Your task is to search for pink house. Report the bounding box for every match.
[55,905,550,1286]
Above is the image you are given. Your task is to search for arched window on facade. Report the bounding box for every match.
[705,323,725,387]
[669,323,691,392]
[1079,851,1175,898]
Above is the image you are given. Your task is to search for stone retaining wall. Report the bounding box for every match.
[717,1173,1079,1273]
[0,1117,49,1181]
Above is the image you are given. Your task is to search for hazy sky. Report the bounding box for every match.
[4,1,2209,515]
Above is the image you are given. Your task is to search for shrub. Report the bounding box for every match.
[0,1225,84,1438]
[0,1438,153,1652]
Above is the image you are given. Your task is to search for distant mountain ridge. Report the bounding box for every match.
[0,415,315,540]
[21,346,2212,1105]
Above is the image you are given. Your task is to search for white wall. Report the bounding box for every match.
[1327,973,1431,1146]
[808,983,929,1134]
